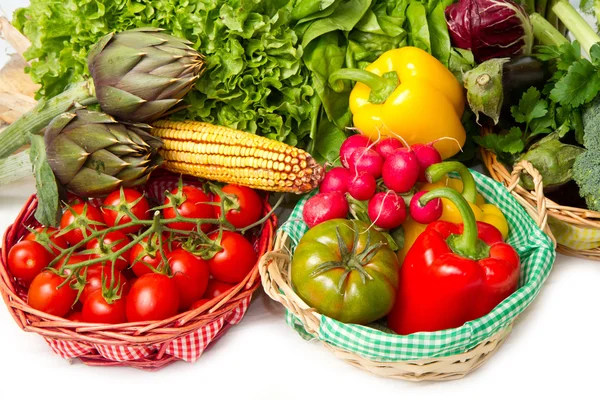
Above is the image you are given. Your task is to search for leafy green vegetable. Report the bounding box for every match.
[406,1,430,52]
[427,0,452,66]
[29,134,61,226]
[15,0,314,146]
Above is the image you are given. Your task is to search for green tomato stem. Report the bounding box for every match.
[425,161,478,204]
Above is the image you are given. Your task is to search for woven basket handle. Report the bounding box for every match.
[258,231,321,336]
[507,160,556,244]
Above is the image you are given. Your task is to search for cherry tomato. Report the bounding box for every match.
[66,311,84,322]
[129,235,169,277]
[208,231,257,284]
[101,189,150,234]
[86,231,132,271]
[214,185,262,229]
[79,265,128,305]
[59,203,104,245]
[168,249,210,310]
[54,254,90,275]
[66,193,86,205]
[190,298,210,310]
[204,279,235,299]
[82,290,127,324]
[7,240,52,282]
[24,227,68,256]
[125,273,179,322]
[27,271,77,317]
[163,186,214,232]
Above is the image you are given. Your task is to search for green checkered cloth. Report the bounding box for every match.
[280,170,555,361]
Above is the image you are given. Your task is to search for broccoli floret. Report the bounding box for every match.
[573,150,600,211]
[582,98,600,150]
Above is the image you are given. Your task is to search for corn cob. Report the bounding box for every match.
[151,120,324,193]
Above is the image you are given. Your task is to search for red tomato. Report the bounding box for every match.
[208,231,257,284]
[125,274,179,322]
[86,231,132,271]
[66,193,86,205]
[66,311,83,322]
[54,254,90,275]
[27,271,77,317]
[190,298,210,310]
[168,249,210,310]
[204,279,235,299]
[129,235,169,277]
[82,290,127,324]
[59,203,105,245]
[24,227,68,256]
[214,185,262,229]
[79,265,128,305]
[101,189,150,234]
[7,240,52,282]
[163,186,214,232]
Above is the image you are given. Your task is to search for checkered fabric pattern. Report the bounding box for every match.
[43,296,251,363]
[281,170,556,361]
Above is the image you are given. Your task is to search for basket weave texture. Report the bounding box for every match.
[0,172,276,370]
[482,147,600,259]
[259,167,555,381]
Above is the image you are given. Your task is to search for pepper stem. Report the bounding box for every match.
[419,188,488,260]
[425,161,478,204]
[328,68,398,104]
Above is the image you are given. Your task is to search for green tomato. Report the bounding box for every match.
[291,219,400,325]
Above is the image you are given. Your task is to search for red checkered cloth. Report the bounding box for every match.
[44,296,251,363]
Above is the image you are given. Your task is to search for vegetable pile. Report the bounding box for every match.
[7,182,266,323]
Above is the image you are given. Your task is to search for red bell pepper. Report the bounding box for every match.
[387,187,520,335]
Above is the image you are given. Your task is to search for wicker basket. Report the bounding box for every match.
[258,162,554,381]
[481,147,600,259]
[0,171,277,370]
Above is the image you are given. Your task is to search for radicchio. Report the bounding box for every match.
[445,0,533,63]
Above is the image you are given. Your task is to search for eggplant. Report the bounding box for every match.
[464,55,550,125]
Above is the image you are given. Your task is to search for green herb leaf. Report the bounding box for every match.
[511,87,548,124]
[473,127,525,155]
[550,58,600,108]
[29,135,61,227]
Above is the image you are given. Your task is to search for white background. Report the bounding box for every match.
[1,1,600,399]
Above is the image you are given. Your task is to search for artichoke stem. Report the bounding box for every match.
[0,150,32,185]
[0,80,96,159]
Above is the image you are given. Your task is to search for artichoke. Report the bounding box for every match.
[88,27,206,123]
[44,109,163,197]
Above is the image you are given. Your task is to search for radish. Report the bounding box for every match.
[348,172,377,201]
[340,135,373,168]
[302,192,349,228]
[368,192,407,230]
[412,143,443,182]
[409,191,443,224]
[348,147,384,178]
[375,138,402,159]
[320,167,351,194]
[381,148,420,193]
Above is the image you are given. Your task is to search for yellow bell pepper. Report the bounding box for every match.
[328,47,466,159]
[398,162,510,263]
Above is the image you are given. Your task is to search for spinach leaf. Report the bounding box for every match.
[406,1,430,53]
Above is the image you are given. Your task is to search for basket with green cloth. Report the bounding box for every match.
[258,161,556,381]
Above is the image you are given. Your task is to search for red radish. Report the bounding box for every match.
[320,167,351,194]
[410,191,443,224]
[375,138,402,159]
[368,192,407,230]
[303,192,349,228]
[412,143,443,182]
[348,172,377,201]
[381,148,420,193]
[340,135,373,168]
[348,147,383,178]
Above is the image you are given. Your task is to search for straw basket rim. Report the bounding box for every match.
[258,160,551,381]
[0,176,277,370]
[481,146,600,259]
